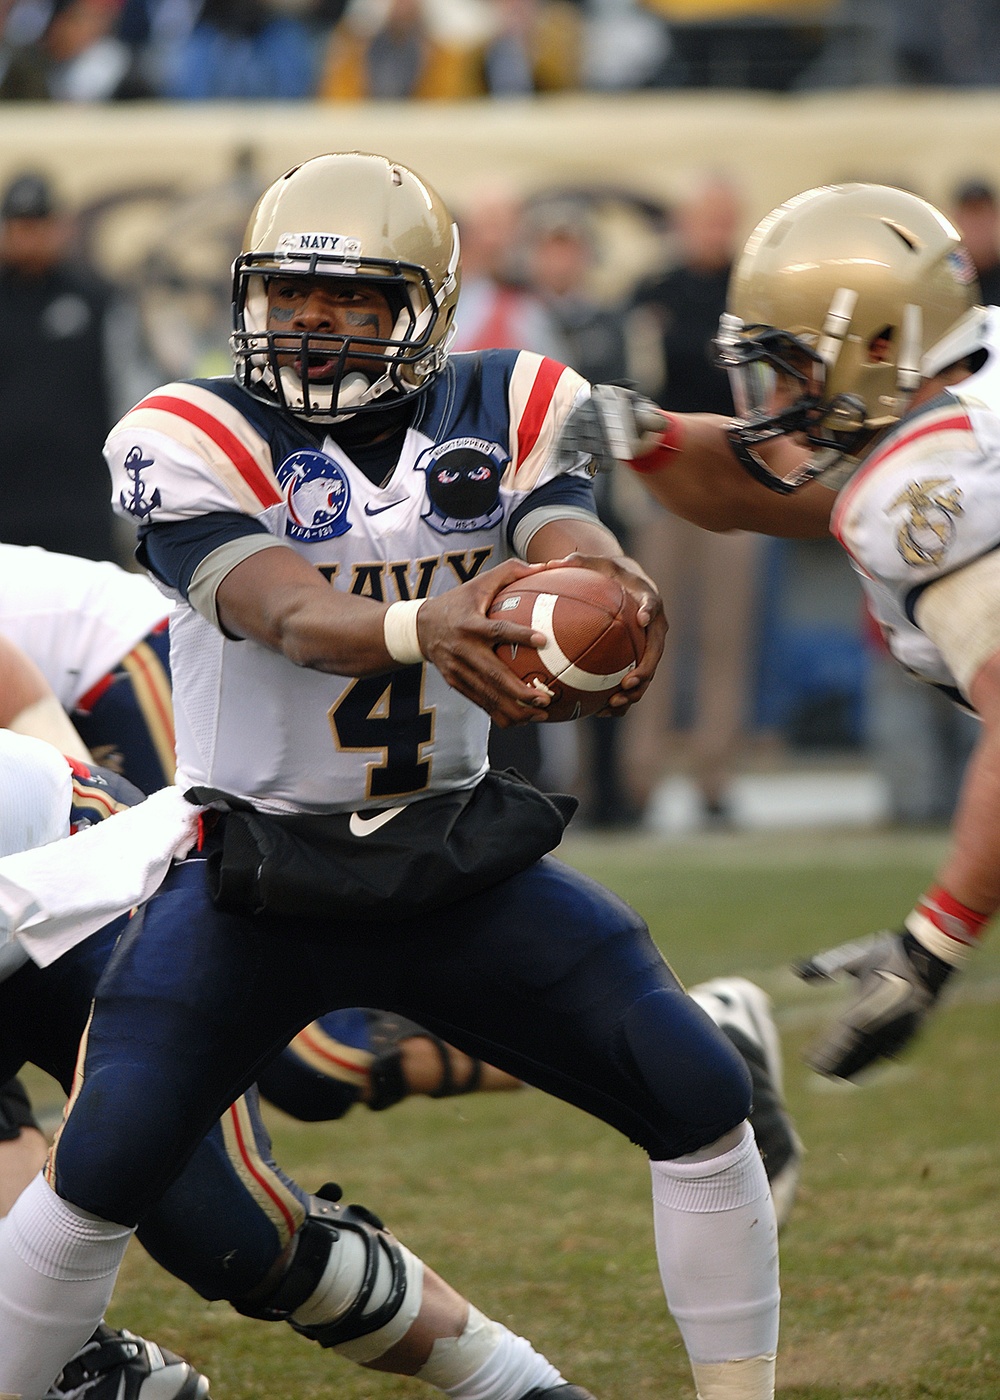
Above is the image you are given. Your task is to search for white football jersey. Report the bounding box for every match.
[831,307,1000,693]
[0,545,169,710]
[106,350,592,814]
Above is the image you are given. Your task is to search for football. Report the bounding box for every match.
[488,566,645,721]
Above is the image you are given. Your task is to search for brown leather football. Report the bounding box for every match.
[489,566,644,721]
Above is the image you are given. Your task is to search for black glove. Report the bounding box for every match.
[794,930,954,1080]
[556,384,667,472]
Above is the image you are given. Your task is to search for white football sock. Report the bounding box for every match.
[0,1174,133,1398]
[651,1124,779,1399]
[417,1306,562,1400]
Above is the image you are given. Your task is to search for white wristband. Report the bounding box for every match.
[383,599,426,664]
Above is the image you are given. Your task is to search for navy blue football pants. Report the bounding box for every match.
[45,848,751,1261]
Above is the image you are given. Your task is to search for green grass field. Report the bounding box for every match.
[24,828,1000,1399]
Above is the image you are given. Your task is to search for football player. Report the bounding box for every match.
[572,182,995,1085]
[0,153,781,1400]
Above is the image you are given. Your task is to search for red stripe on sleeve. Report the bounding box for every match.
[140,394,281,507]
[862,411,972,477]
[515,358,566,469]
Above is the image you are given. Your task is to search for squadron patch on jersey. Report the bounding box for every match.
[418,437,506,535]
[277,449,353,541]
[890,477,964,567]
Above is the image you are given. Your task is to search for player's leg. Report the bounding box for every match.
[373,857,779,1400]
[0,858,310,1396]
[257,1008,521,1121]
[120,1086,594,1400]
[0,860,592,1399]
[0,934,212,1400]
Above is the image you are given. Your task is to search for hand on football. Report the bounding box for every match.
[416,559,554,727]
[556,385,668,472]
[552,551,666,713]
[794,930,954,1080]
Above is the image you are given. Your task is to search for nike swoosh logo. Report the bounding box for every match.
[364,500,407,516]
[349,806,406,837]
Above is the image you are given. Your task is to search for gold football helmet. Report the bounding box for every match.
[231,152,461,421]
[716,183,985,491]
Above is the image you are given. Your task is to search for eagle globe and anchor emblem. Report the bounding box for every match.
[890,477,964,568]
[278,449,353,541]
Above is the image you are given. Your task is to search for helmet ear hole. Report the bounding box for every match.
[867,327,894,364]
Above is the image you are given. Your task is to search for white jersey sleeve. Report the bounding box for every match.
[106,381,284,525]
[501,352,590,495]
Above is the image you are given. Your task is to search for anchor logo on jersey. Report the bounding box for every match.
[890,477,964,567]
[119,445,161,520]
[277,449,352,542]
[418,437,507,536]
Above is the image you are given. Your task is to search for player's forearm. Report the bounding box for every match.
[217,548,397,676]
[631,413,833,538]
[524,515,624,564]
[931,653,1000,918]
[933,725,1000,918]
[8,696,92,762]
[0,636,50,726]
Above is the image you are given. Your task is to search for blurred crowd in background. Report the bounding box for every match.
[0,150,996,831]
[2,0,1000,101]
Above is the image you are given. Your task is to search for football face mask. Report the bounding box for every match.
[715,315,871,494]
[234,254,444,421]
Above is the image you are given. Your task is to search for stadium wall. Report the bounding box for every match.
[2,89,999,231]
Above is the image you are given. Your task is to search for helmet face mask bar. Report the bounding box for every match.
[716,315,874,494]
[230,153,462,423]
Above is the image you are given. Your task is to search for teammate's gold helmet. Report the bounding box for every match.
[231,152,461,421]
[716,183,984,491]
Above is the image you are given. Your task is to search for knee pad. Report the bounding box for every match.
[623,988,752,1151]
[233,1184,418,1359]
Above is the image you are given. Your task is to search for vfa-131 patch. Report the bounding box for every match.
[419,437,507,535]
[890,477,964,567]
[277,449,352,541]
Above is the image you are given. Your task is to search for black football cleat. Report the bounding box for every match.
[45,1323,210,1400]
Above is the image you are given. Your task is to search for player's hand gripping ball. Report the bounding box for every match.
[489,566,645,721]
